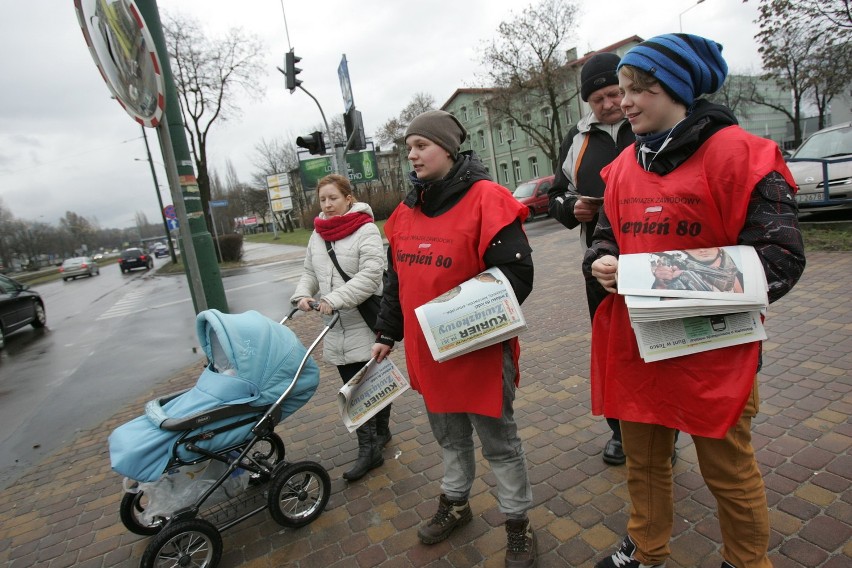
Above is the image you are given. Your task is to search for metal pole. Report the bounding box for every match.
[508,139,517,188]
[297,85,342,175]
[209,203,222,262]
[159,119,207,312]
[141,126,178,263]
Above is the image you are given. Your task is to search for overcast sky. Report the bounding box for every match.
[0,0,762,230]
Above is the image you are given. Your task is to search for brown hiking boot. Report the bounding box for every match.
[505,517,537,567]
[417,494,472,544]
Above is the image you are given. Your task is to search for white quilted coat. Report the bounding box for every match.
[290,202,385,366]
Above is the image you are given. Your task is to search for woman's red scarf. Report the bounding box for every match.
[314,211,372,242]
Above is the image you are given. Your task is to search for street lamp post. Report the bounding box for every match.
[508,138,517,188]
[679,0,706,32]
[137,126,178,263]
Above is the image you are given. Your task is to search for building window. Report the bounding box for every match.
[478,130,486,149]
[500,163,509,184]
[528,156,539,178]
[541,108,552,127]
[508,120,516,141]
[474,101,482,117]
[497,123,505,144]
[523,114,532,145]
[461,106,468,121]
[513,160,522,183]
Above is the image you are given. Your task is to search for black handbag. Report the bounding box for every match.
[325,241,382,331]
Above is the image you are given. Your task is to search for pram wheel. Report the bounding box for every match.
[120,490,164,536]
[267,461,331,528]
[140,518,222,568]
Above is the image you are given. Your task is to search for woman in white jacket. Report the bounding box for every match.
[291,174,388,481]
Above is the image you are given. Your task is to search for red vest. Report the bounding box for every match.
[385,180,527,417]
[592,126,795,438]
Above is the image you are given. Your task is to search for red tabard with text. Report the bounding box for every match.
[385,180,527,417]
[592,126,796,438]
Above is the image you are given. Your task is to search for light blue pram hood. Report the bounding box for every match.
[109,310,320,482]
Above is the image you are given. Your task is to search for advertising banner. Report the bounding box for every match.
[298,151,379,190]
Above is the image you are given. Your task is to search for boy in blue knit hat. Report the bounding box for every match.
[583,34,806,568]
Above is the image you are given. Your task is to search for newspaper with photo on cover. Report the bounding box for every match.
[618,245,768,305]
[414,267,526,363]
[337,357,409,432]
[616,245,770,362]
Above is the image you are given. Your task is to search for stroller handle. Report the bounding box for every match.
[253,307,340,435]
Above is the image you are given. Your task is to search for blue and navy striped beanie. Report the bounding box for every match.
[618,33,728,107]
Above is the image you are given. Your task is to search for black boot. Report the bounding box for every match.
[343,418,384,481]
[375,404,392,448]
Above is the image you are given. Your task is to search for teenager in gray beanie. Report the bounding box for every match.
[586,32,805,568]
[404,110,467,159]
[372,109,538,567]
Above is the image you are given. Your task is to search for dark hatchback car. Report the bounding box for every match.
[0,274,46,350]
[119,248,154,273]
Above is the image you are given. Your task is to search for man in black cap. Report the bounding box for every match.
[548,51,635,465]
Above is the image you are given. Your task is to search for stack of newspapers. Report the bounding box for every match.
[415,267,527,362]
[616,245,769,362]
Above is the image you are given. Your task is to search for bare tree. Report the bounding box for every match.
[755,0,852,142]
[375,93,436,194]
[375,92,436,149]
[60,211,96,251]
[163,12,265,236]
[706,73,761,117]
[477,0,580,172]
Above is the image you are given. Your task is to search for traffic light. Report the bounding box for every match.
[284,49,302,93]
[296,131,326,155]
[344,107,367,151]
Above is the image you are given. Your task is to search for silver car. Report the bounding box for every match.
[787,121,852,211]
[59,257,100,281]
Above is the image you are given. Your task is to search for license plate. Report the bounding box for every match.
[796,193,825,203]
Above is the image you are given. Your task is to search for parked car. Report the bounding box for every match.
[59,257,100,281]
[512,175,554,219]
[153,244,169,258]
[0,274,46,350]
[787,121,852,211]
[119,248,154,273]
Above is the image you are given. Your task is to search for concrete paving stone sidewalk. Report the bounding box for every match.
[0,228,850,568]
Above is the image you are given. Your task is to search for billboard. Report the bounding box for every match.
[298,150,378,190]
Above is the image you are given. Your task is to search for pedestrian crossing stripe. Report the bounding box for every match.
[97,289,149,320]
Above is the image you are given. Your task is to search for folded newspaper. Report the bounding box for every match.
[414,267,526,363]
[337,357,409,432]
[616,246,769,362]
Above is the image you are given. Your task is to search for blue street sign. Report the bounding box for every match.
[210,200,228,208]
[167,218,179,231]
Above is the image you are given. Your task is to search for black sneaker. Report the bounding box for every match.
[417,494,472,544]
[595,535,663,568]
[721,562,736,568]
[505,517,537,567]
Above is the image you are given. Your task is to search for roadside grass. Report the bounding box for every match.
[801,222,852,252]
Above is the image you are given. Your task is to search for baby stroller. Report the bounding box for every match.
[108,308,337,568]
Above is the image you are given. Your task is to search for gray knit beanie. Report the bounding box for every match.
[404,110,467,158]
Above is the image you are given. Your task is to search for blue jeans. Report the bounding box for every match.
[426,344,532,518]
